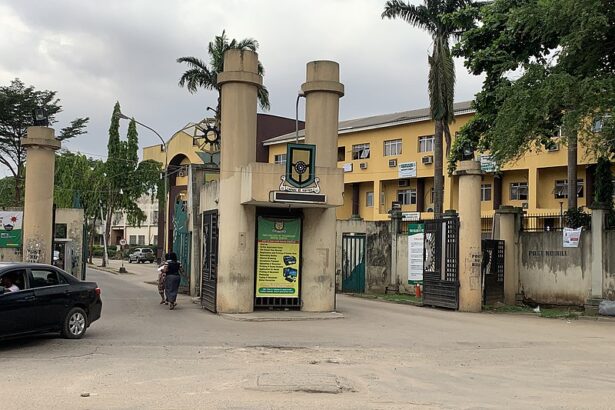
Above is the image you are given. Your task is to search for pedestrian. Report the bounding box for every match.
[157,253,169,304]
[164,252,181,310]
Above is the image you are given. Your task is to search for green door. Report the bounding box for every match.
[341,233,366,293]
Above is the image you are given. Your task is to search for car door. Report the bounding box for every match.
[29,267,71,330]
[0,269,37,336]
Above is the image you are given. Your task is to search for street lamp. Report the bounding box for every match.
[115,111,168,261]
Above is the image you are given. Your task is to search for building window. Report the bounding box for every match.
[554,179,584,198]
[481,184,492,202]
[274,154,287,164]
[430,188,434,204]
[337,146,345,162]
[510,182,528,201]
[153,235,158,245]
[418,135,434,152]
[380,191,386,206]
[138,235,145,245]
[54,223,67,239]
[352,143,370,160]
[397,189,417,205]
[151,211,159,225]
[129,235,137,245]
[384,139,402,156]
[366,191,374,207]
[112,212,123,226]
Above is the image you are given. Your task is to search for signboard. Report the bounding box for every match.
[402,212,420,221]
[0,211,23,248]
[119,239,127,246]
[342,163,353,173]
[398,161,417,178]
[256,217,301,298]
[480,154,497,173]
[563,227,582,248]
[407,223,424,284]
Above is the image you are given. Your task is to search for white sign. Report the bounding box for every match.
[342,163,353,173]
[407,223,424,283]
[119,239,127,246]
[402,212,420,221]
[563,227,582,248]
[398,161,417,178]
[480,154,497,173]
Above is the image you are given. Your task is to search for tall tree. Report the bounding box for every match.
[382,0,476,217]
[0,79,89,205]
[177,30,270,126]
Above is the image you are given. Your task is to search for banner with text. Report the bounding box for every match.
[256,217,301,298]
[407,223,424,284]
[0,211,23,248]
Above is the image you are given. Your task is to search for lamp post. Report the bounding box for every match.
[115,112,168,261]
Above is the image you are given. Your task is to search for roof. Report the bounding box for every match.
[263,100,474,146]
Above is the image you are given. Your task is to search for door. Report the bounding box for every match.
[0,269,36,335]
[200,211,218,313]
[341,233,366,293]
[482,239,505,305]
[29,267,71,329]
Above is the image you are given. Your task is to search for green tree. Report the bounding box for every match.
[382,0,477,217]
[0,78,89,205]
[593,156,614,209]
[177,30,270,126]
[0,176,17,208]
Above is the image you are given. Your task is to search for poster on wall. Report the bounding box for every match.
[256,217,301,298]
[0,211,23,248]
[398,161,417,178]
[563,227,582,248]
[407,223,424,284]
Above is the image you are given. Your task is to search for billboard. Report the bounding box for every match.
[0,211,23,248]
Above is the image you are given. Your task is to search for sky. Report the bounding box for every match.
[0,0,484,166]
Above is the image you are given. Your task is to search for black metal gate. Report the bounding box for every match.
[482,239,505,305]
[341,233,366,293]
[200,211,218,313]
[422,217,460,309]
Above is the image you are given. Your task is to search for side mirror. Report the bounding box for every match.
[0,286,6,295]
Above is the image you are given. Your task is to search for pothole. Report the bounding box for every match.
[250,372,356,394]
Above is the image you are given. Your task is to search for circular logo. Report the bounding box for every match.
[119,239,127,246]
[294,161,307,174]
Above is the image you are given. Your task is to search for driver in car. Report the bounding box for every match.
[1,275,19,292]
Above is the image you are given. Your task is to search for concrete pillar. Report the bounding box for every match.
[454,160,483,312]
[416,178,425,212]
[528,167,539,210]
[387,209,402,293]
[493,175,502,211]
[589,207,606,300]
[496,206,522,305]
[216,49,261,313]
[301,60,344,312]
[351,183,360,219]
[22,127,61,264]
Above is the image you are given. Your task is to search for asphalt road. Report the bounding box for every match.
[2,267,615,409]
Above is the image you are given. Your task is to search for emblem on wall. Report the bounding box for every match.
[279,143,320,193]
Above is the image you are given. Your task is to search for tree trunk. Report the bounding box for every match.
[567,133,578,210]
[103,208,113,267]
[434,120,444,218]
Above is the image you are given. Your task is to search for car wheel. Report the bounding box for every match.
[62,307,88,339]
[128,259,132,264]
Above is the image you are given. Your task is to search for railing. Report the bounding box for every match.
[481,216,494,234]
[522,213,565,232]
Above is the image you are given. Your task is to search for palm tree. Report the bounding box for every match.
[382,0,472,218]
[177,30,270,125]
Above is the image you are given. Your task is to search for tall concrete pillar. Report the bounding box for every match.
[454,160,483,312]
[589,207,606,300]
[216,49,261,313]
[496,206,521,304]
[22,127,61,264]
[301,61,344,312]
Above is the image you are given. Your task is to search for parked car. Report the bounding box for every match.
[128,248,155,263]
[0,263,102,340]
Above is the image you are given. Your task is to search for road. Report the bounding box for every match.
[2,266,615,409]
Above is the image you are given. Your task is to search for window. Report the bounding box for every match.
[112,212,123,226]
[352,143,370,160]
[54,223,67,239]
[384,139,402,156]
[151,211,159,225]
[554,179,584,199]
[30,269,67,288]
[592,115,611,132]
[129,235,137,245]
[481,184,492,202]
[153,235,158,245]
[337,146,345,162]
[418,135,434,152]
[397,189,417,205]
[430,188,435,204]
[366,191,374,207]
[274,154,287,164]
[510,182,528,201]
[380,191,386,206]
[0,269,27,291]
[138,235,146,245]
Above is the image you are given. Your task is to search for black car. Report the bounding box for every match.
[0,263,102,340]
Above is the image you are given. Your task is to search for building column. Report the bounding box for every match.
[301,60,344,312]
[528,167,539,210]
[21,127,61,264]
[454,160,483,312]
[374,180,382,217]
[416,178,425,212]
[496,206,522,305]
[589,207,606,302]
[216,49,261,313]
[351,183,361,219]
[493,174,502,211]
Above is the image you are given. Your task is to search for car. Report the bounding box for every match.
[0,263,102,340]
[128,248,155,263]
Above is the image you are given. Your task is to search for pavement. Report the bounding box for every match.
[2,265,615,409]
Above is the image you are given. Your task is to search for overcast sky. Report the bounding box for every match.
[0,0,483,165]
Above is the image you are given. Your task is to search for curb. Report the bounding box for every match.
[87,263,134,275]
[219,312,344,322]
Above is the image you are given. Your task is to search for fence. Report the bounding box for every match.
[481,216,494,234]
[522,213,565,232]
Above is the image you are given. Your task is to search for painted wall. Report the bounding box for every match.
[55,208,85,278]
[604,230,615,300]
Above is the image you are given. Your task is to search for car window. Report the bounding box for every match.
[142,249,152,253]
[30,269,68,288]
[0,269,27,292]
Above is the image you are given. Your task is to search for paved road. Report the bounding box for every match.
[2,267,614,409]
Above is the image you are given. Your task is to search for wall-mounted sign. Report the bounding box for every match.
[279,143,321,194]
[480,154,497,173]
[0,211,23,248]
[256,217,301,298]
[398,161,417,178]
[563,227,582,248]
[342,163,353,173]
[408,223,424,284]
[402,212,420,221]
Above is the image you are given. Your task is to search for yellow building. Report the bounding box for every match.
[265,101,614,221]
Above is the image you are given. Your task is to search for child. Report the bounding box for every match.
[157,254,169,304]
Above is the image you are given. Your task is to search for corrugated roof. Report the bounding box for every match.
[263,100,474,146]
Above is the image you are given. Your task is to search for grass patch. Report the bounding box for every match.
[538,308,582,319]
[484,304,532,313]
[484,303,582,319]
[347,292,422,304]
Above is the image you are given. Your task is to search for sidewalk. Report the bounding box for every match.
[88,257,160,278]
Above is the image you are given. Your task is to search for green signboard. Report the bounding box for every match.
[256,217,301,298]
[407,222,424,284]
[0,211,23,248]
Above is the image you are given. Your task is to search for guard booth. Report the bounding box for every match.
[52,208,85,278]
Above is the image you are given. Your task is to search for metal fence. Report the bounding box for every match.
[481,216,494,234]
[522,213,565,232]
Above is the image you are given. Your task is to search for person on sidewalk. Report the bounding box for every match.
[157,253,169,304]
[164,252,181,310]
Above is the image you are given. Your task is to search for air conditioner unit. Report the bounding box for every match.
[388,159,397,168]
[398,179,409,187]
[422,155,434,165]
[522,202,529,209]
[359,162,368,170]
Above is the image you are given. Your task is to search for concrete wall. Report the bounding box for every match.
[605,230,615,300]
[55,208,85,278]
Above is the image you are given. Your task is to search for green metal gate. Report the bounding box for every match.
[341,233,366,293]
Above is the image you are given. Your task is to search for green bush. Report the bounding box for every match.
[564,207,591,229]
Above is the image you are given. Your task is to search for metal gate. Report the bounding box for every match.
[341,233,366,293]
[200,211,218,313]
[482,239,505,305]
[422,217,459,309]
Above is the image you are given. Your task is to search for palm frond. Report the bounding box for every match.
[382,0,437,34]
[257,85,270,111]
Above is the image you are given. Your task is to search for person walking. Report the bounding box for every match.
[157,253,169,304]
[164,252,181,310]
